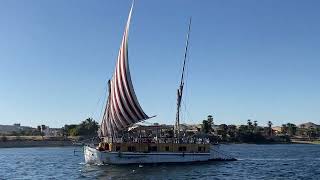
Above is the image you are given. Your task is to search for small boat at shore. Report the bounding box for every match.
[84,2,235,165]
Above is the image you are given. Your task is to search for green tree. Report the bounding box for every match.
[227,125,237,139]
[307,127,316,140]
[287,123,297,136]
[238,125,248,134]
[253,121,258,128]
[201,115,214,134]
[217,124,228,140]
[316,127,320,137]
[207,115,214,128]
[64,118,99,137]
[37,126,41,132]
[247,119,253,133]
[69,128,79,136]
[253,120,259,133]
[64,124,78,136]
[201,120,210,134]
[79,118,99,136]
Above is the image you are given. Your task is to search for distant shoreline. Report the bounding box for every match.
[215,141,320,145]
[290,140,320,145]
[1,140,319,149]
[0,140,78,148]
[0,135,92,148]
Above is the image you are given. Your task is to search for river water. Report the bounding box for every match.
[0,144,319,179]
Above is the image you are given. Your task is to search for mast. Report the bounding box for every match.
[175,18,192,138]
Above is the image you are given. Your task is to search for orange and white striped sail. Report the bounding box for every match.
[100,3,149,137]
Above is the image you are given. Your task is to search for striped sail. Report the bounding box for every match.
[100,4,149,137]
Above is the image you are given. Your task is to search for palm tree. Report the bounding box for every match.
[252,120,258,133]
[37,125,45,139]
[201,120,210,134]
[207,115,214,127]
[267,121,273,136]
[286,123,297,136]
[247,119,253,133]
[253,121,258,127]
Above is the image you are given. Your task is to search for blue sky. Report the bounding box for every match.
[0,0,319,128]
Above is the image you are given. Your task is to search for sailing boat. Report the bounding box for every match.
[84,3,213,164]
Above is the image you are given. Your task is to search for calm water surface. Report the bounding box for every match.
[0,144,320,179]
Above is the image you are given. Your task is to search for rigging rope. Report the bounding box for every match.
[90,82,108,121]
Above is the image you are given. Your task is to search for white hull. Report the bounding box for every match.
[84,146,212,164]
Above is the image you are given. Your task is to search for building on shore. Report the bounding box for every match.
[0,124,34,135]
[272,126,282,134]
[40,125,63,137]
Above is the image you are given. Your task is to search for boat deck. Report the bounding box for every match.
[97,142,210,153]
